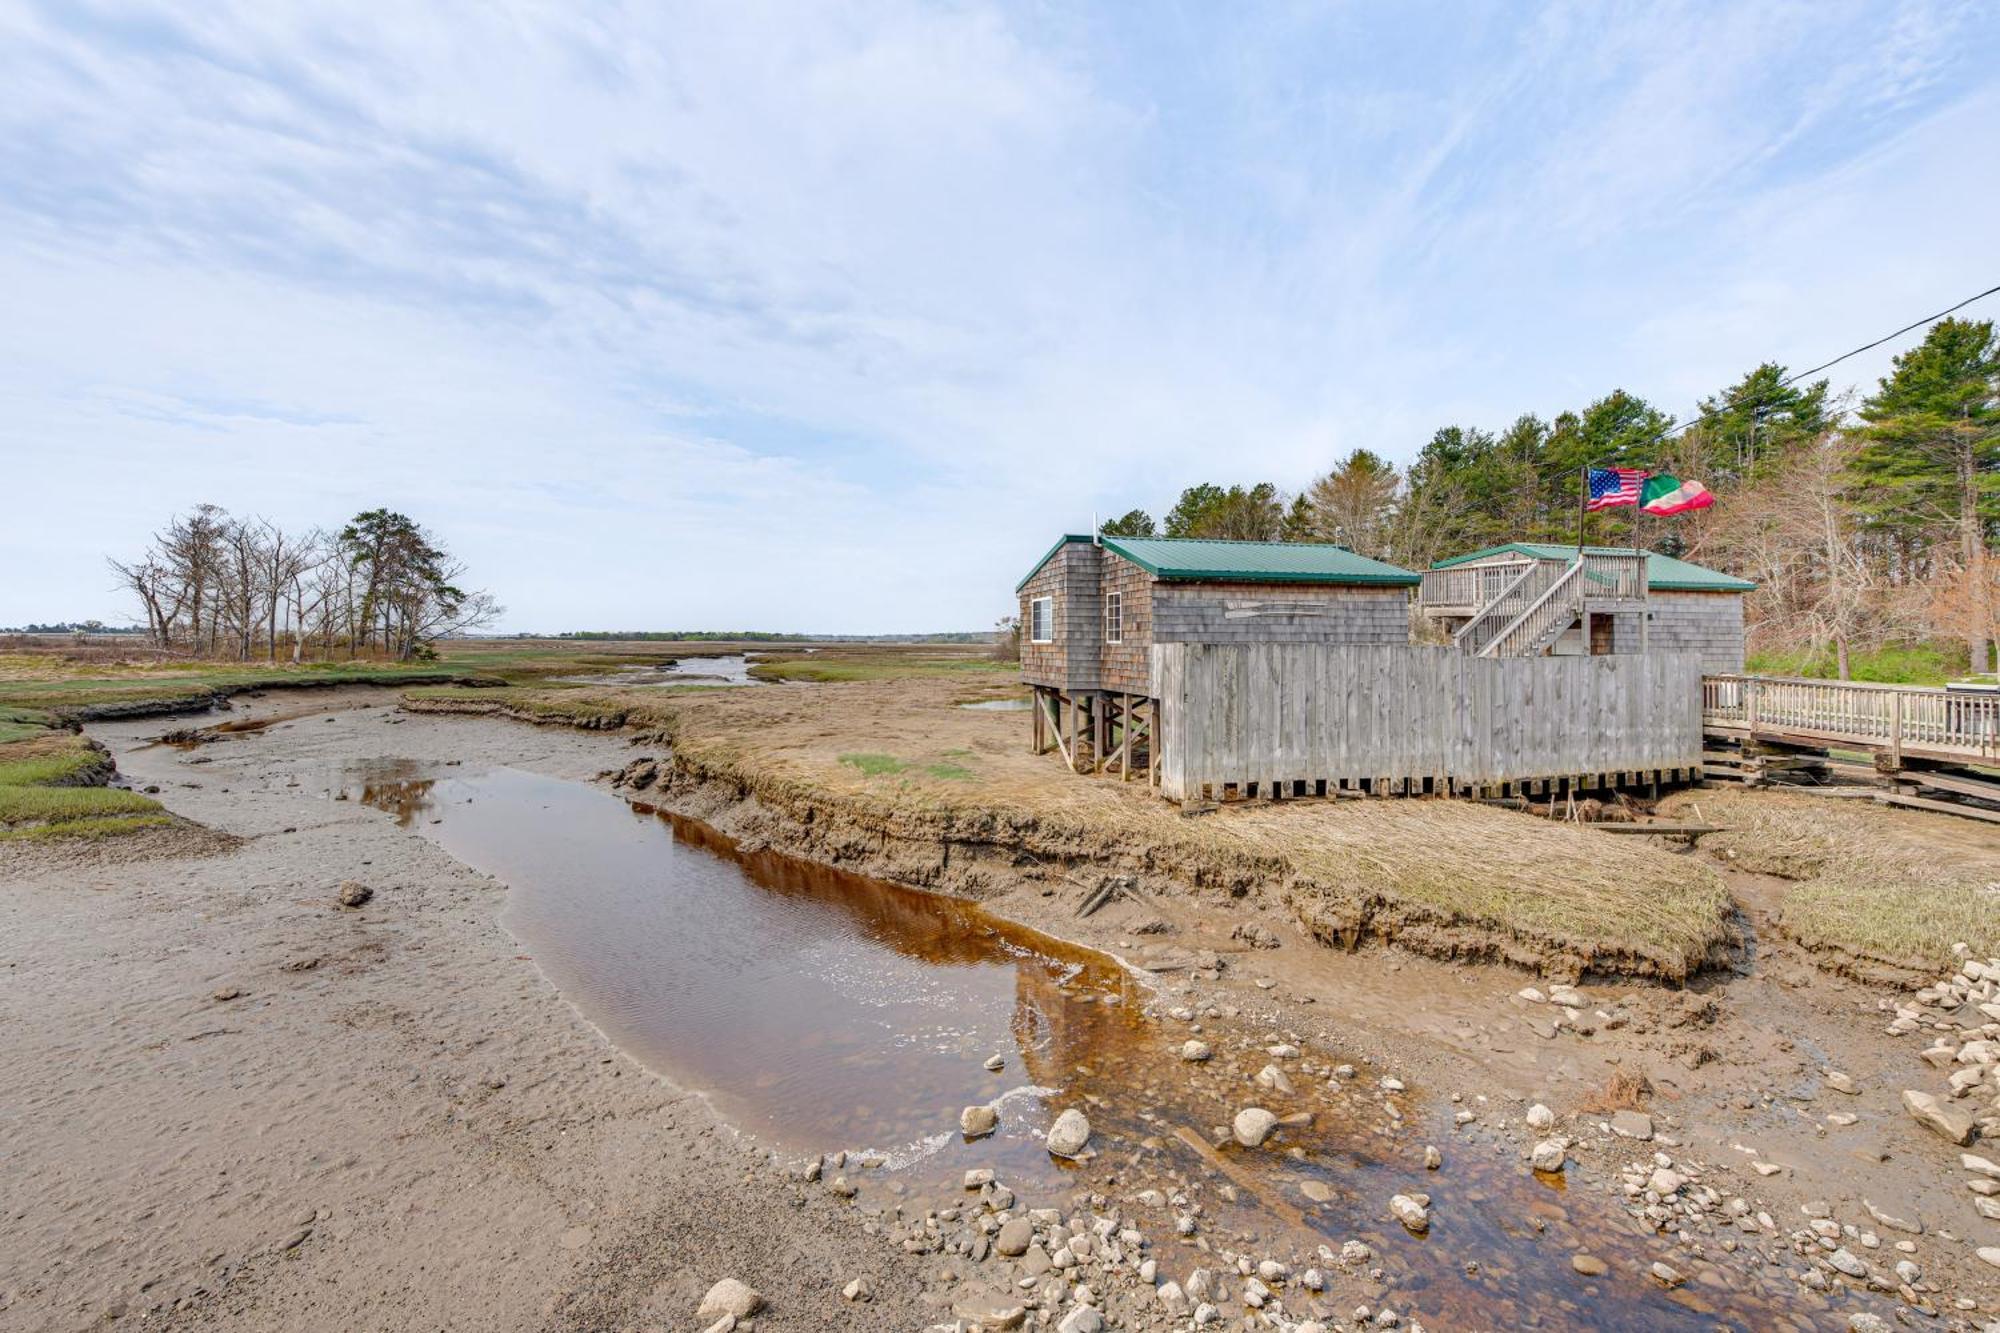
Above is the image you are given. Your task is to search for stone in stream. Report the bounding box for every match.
[1046,1108,1091,1158]
[1233,1108,1278,1148]
[1903,1089,1976,1144]
[1255,1064,1296,1096]
[1649,1262,1685,1288]
[1180,1039,1212,1062]
[1389,1194,1429,1234]
[696,1278,763,1322]
[960,1105,998,1138]
[1571,1254,1607,1276]
[1299,1180,1333,1204]
[1530,1139,1567,1173]
[984,1054,1006,1071]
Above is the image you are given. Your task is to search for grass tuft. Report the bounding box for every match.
[0,813,175,842]
[838,753,911,777]
[0,785,163,827]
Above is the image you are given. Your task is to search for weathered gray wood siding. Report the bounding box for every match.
[1152,642,1702,800]
[1613,592,1745,674]
[1152,583,1409,646]
[1098,550,1155,694]
[1019,541,1102,691]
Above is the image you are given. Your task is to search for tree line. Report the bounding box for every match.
[108,505,501,662]
[1101,317,1998,679]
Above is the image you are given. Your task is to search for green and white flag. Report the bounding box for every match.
[1640,473,1714,516]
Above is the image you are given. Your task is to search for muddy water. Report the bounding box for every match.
[553,655,760,688]
[333,761,1838,1331]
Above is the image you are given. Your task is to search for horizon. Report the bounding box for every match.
[3,2,1997,632]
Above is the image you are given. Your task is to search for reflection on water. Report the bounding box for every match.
[551,655,761,688]
[335,758,440,827]
[363,764,1843,1332]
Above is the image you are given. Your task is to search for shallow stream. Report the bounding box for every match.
[332,760,1851,1331]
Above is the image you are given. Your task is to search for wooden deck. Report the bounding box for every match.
[1701,674,2000,767]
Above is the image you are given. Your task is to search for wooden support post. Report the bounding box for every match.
[1066,694,1079,773]
[1120,692,1132,782]
[1889,690,1904,770]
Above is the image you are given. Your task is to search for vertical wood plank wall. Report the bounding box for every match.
[1151,643,1703,800]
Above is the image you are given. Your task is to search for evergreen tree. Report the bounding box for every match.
[1098,509,1157,538]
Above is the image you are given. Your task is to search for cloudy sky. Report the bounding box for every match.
[2,1,1996,632]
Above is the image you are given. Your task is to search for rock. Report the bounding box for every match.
[1979,1246,2000,1269]
[1423,1144,1442,1170]
[1609,1110,1654,1141]
[829,1176,856,1198]
[1180,1039,1212,1062]
[1046,1108,1091,1158]
[1518,987,1546,1003]
[963,1168,995,1189]
[1057,1308,1104,1333]
[1827,1248,1866,1278]
[1751,1160,1784,1176]
[952,1289,1026,1329]
[995,1216,1035,1257]
[1233,1108,1279,1148]
[1300,1180,1332,1203]
[1571,1254,1607,1276]
[843,1277,872,1302]
[1826,1070,1858,1095]
[1526,1103,1555,1130]
[1649,1262,1684,1287]
[212,986,244,1002]
[961,1105,998,1137]
[1964,1152,2000,1178]
[1530,1139,1567,1173]
[1863,1197,1924,1234]
[696,1279,763,1322]
[701,1317,733,1333]
[1255,1064,1296,1096]
[1903,1089,1976,1144]
[1389,1194,1429,1234]
[984,1054,1006,1071]
[1647,1167,1684,1196]
[1847,1317,1891,1333]
[335,880,373,909]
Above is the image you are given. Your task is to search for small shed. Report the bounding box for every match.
[1417,543,1755,674]
[1015,534,1420,774]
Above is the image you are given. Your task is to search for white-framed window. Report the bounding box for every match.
[1103,591,1122,643]
[1029,596,1053,643]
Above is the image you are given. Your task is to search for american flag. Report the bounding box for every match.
[1585,466,1647,511]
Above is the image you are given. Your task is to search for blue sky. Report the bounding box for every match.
[2,1,1996,632]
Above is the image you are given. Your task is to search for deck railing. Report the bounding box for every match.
[1481,559,1585,658]
[1579,551,1649,600]
[1451,560,1561,652]
[1702,674,2000,762]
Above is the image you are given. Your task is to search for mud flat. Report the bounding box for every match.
[5,685,2000,1330]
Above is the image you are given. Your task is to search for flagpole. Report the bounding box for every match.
[1576,465,1587,560]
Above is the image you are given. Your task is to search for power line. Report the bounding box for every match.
[1637,280,2000,455]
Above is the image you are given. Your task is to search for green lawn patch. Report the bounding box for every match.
[925,761,975,780]
[0,785,162,827]
[0,813,175,842]
[838,753,911,777]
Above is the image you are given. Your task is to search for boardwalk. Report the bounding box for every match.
[1702,674,2000,767]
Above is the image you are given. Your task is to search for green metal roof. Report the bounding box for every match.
[1104,536,1421,585]
[1430,543,1756,592]
[1016,534,1422,592]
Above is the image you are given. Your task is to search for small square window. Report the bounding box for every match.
[1029,596,1053,643]
[1103,591,1122,644]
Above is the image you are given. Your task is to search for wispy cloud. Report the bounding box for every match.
[1,0,1994,628]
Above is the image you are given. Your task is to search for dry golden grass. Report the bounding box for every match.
[406,676,1735,978]
[1677,787,2000,976]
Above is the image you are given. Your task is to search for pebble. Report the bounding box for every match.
[1530,1139,1567,1173]
[1389,1194,1429,1234]
[1526,1103,1555,1130]
[843,1277,872,1302]
[1180,1040,1212,1062]
[335,880,373,909]
[983,1054,1005,1071]
[960,1105,998,1137]
[1571,1254,1606,1276]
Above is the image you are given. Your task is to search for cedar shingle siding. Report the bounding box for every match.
[1021,542,1411,695]
[1619,591,1745,674]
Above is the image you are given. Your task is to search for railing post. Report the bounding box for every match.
[1745,679,1759,736]
[1889,689,1903,768]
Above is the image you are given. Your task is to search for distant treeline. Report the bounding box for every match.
[555,630,995,643]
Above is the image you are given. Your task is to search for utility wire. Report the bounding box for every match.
[1632,280,2000,456]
